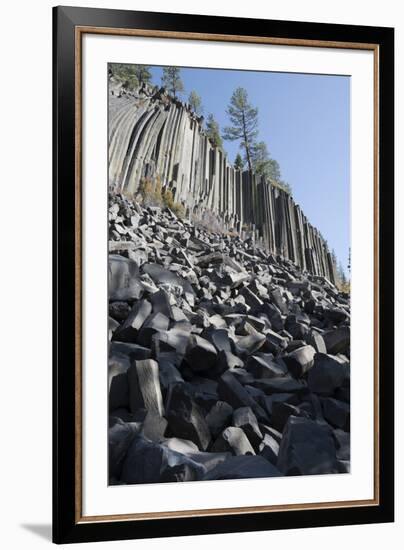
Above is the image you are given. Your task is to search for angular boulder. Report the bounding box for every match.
[109,255,143,301]
[232,407,263,449]
[141,410,168,442]
[307,353,347,396]
[246,355,285,379]
[283,345,316,378]
[113,299,152,342]
[121,436,205,484]
[218,371,267,421]
[321,398,350,431]
[211,427,256,456]
[323,327,350,355]
[127,359,165,416]
[184,335,218,372]
[203,455,282,480]
[137,312,170,347]
[259,433,280,465]
[205,401,233,438]
[271,402,308,433]
[109,417,141,480]
[277,416,339,475]
[165,383,211,450]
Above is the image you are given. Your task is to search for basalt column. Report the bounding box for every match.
[109,85,337,284]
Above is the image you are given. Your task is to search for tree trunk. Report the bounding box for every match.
[242,111,252,172]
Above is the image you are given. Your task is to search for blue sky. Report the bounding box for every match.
[149,66,350,274]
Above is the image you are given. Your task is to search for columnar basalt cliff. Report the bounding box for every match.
[109,84,337,284]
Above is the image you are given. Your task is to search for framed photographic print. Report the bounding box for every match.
[53,5,394,544]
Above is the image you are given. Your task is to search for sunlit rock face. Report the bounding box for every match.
[109,84,337,284]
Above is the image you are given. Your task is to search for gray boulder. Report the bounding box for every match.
[184,335,218,372]
[307,353,347,396]
[128,359,165,416]
[211,426,256,456]
[121,436,205,484]
[321,398,350,431]
[323,327,350,355]
[277,416,339,475]
[203,455,282,480]
[283,345,316,378]
[109,255,143,301]
[113,299,152,342]
[141,410,168,442]
[259,433,280,465]
[109,417,141,479]
[165,383,211,450]
[232,407,263,449]
[205,401,233,438]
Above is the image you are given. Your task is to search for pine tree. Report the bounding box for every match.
[109,63,139,90]
[279,181,292,195]
[249,142,292,194]
[206,114,223,148]
[223,87,259,172]
[132,65,152,85]
[188,90,203,115]
[250,142,278,179]
[162,66,184,98]
[234,153,244,171]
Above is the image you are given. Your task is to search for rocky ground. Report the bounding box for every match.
[108,192,350,485]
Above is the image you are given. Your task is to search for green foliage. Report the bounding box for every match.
[162,66,184,98]
[131,64,152,84]
[250,141,292,194]
[109,63,139,90]
[206,114,223,148]
[109,63,152,90]
[188,90,203,115]
[234,153,244,171]
[223,87,259,172]
[251,142,278,178]
[222,87,291,193]
[279,181,292,194]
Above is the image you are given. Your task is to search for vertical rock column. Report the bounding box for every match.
[108,89,337,284]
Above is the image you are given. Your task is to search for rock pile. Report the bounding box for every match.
[108,192,350,485]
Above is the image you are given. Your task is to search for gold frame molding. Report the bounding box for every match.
[74,26,380,524]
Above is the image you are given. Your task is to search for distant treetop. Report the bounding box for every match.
[162,66,184,98]
[234,153,244,171]
[205,114,223,148]
[188,90,203,115]
[109,63,152,90]
[223,87,259,173]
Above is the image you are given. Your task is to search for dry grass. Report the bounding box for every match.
[137,175,185,218]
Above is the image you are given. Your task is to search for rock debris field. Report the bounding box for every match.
[108,193,350,485]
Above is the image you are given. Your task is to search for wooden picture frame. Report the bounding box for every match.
[53,5,394,544]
